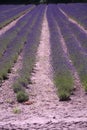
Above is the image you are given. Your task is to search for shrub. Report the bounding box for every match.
[17,91,29,103]
[59,91,70,101]
[54,73,73,101]
[13,82,24,93]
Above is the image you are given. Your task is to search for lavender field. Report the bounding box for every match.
[0,3,87,129]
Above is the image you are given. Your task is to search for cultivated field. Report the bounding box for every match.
[0,3,87,129]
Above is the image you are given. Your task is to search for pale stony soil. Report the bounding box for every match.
[0,10,87,130]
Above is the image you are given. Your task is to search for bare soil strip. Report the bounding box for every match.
[59,8,87,35]
[0,12,27,36]
[0,9,87,130]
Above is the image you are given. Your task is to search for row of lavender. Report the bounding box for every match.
[47,5,74,101]
[0,5,34,29]
[13,5,46,102]
[47,4,87,101]
[0,5,46,102]
[58,3,87,29]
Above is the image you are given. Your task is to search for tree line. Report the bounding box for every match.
[0,0,87,4]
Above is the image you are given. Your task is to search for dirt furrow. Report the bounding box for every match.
[59,8,87,35]
[25,7,59,121]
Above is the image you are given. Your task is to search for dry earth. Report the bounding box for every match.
[0,9,87,130]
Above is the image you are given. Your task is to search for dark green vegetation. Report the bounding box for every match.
[0,0,87,4]
[55,73,73,101]
[17,91,29,103]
